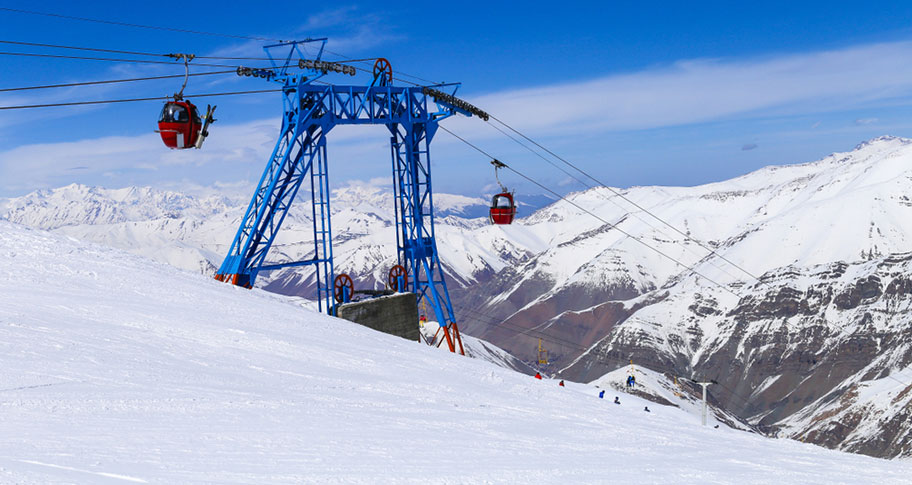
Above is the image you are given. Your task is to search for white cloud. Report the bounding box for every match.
[0,118,279,194]
[441,40,912,141]
[290,6,405,55]
[5,39,912,196]
[339,176,391,189]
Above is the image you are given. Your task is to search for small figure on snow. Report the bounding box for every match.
[614,396,620,405]
[626,375,636,387]
[559,380,565,387]
[644,406,650,412]
[599,390,605,399]
[534,372,542,380]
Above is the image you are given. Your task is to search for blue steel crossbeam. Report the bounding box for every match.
[215,40,474,354]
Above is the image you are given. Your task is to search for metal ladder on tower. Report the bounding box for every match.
[309,137,334,313]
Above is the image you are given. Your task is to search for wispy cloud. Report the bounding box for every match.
[855,117,878,125]
[0,117,398,196]
[299,6,360,31]
[295,6,404,54]
[0,118,279,195]
[5,38,912,196]
[443,40,912,140]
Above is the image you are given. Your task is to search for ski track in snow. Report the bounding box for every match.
[2,222,912,483]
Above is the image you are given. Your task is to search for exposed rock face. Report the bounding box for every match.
[562,254,912,458]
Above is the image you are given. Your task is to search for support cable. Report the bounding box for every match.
[0,39,176,58]
[0,7,278,42]
[0,70,236,93]
[487,114,766,286]
[438,124,742,299]
[0,50,275,69]
[483,120,747,285]
[462,305,911,422]
[0,89,280,110]
[0,39,427,87]
[323,47,442,85]
[0,39,383,63]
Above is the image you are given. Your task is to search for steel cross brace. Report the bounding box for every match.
[216,41,466,350]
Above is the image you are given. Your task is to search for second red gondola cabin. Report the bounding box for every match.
[490,192,517,225]
[158,100,202,149]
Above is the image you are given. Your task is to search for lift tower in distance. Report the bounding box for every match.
[215,39,488,354]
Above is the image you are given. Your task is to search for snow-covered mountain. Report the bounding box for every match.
[5,135,912,458]
[3,220,911,483]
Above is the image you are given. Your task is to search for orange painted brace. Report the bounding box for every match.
[450,322,465,356]
[441,325,457,353]
[213,273,251,288]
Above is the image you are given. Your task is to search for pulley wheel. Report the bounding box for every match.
[373,57,393,85]
[333,273,353,303]
[388,265,408,292]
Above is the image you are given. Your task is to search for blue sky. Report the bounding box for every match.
[1,1,912,199]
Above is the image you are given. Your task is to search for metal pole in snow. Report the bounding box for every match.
[696,381,712,426]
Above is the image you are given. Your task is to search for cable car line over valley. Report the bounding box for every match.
[0,32,752,299]
[0,29,773,304]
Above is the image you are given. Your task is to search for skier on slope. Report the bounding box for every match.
[559,380,565,387]
[614,396,620,404]
[599,390,605,399]
[534,372,542,380]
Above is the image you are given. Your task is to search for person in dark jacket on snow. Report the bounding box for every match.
[644,406,650,412]
[614,396,620,404]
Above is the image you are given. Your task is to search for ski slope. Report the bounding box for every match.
[1,221,910,484]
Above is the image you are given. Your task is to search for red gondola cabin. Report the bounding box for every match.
[158,100,202,149]
[489,192,517,225]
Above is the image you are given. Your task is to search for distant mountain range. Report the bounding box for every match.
[4,135,912,458]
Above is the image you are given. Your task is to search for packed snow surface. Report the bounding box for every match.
[1,221,910,484]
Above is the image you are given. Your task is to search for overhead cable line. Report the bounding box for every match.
[0,8,439,85]
[438,125,743,299]
[483,120,747,284]
[324,47,442,85]
[486,113,766,286]
[462,306,779,428]
[459,307,601,355]
[463,304,910,423]
[0,37,431,87]
[0,39,173,58]
[0,51,277,70]
[0,70,236,93]
[0,39,375,63]
[0,89,280,110]
[0,7,279,42]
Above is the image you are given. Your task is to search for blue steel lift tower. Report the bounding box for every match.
[215,39,488,354]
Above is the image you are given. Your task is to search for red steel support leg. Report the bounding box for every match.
[450,322,465,356]
[441,325,456,353]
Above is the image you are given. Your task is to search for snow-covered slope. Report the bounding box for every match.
[6,135,912,459]
[0,183,534,293]
[2,221,911,484]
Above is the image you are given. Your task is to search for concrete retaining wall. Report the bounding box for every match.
[336,292,419,341]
